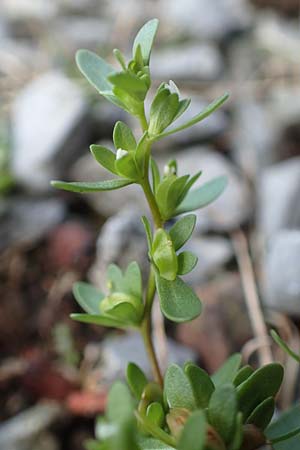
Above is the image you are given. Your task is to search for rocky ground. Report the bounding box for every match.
[1,0,300,449]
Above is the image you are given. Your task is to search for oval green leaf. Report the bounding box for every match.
[155,275,202,322]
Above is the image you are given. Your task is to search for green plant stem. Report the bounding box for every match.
[138,120,164,386]
[142,177,162,229]
[141,266,163,387]
[139,106,148,132]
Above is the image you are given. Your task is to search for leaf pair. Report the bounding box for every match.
[71,262,144,328]
[148,82,190,137]
[152,158,227,221]
[76,19,158,117]
[143,215,201,323]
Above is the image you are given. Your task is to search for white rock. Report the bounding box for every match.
[12,71,87,192]
[100,332,196,382]
[258,157,300,239]
[183,236,233,284]
[160,0,252,41]
[152,44,223,81]
[264,230,300,316]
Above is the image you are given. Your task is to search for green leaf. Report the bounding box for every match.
[141,216,153,249]
[271,329,300,363]
[138,437,174,450]
[90,144,118,174]
[266,403,300,450]
[76,50,122,108]
[107,381,134,423]
[132,18,159,65]
[70,313,129,329]
[169,215,196,250]
[113,48,126,70]
[73,281,105,314]
[164,364,196,410]
[176,176,228,215]
[109,71,147,102]
[177,251,198,275]
[151,229,178,281]
[211,353,242,387]
[101,297,142,324]
[208,383,237,444]
[149,90,179,136]
[165,175,190,218]
[136,413,176,448]
[51,178,133,193]
[124,261,143,299]
[147,402,165,428]
[126,362,148,399]
[180,171,202,199]
[228,412,243,450]
[154,92,229,140]
[113,121,137,152]
[184,363,214,408]
[233,366,254,387]
[156,275,202,322]
[107,264,125,292]
[237,363,284,421]
[150,158,160,194]
[115,151,139,180]
[246,397,275,430]
[172,98,191,122]
[135,132,150,173]
[178,410,206,450]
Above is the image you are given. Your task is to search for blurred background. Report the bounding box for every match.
[1,0,300,449]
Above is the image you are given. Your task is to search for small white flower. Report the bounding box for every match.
[116,148,128,160]
[168,80,180,97]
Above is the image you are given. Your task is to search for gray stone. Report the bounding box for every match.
[1,0,59,20]
[183,236,233,284]
[100,332,196,382]
[54,17,110,52]
[232,100,278,178]
[12,71,89,192]
[0,402,63,450]
[258,157,300,239]
[0,197,65,251]
[264,230,300,316]
[159,0,252,41]
[89,207,148,287]
[70,149,147,217]
[157,146,253,231]
[152,44,223,82]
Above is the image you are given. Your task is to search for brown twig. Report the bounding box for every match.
[231,228,273,366]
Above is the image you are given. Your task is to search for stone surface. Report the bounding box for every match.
[54,17,110,52]
[12,71,89,192]
[160,0,252,41]
[0,197,65,251]
[264,230,300,316]
[158,146,253,231]
[0,402,63,450]
[183,236,233,284]
[258,157,300,239]
[100,332,196,381]
[233,100,277,177]
[90,207,148,287]
[152,44,223,82]
[2,0,59,20]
